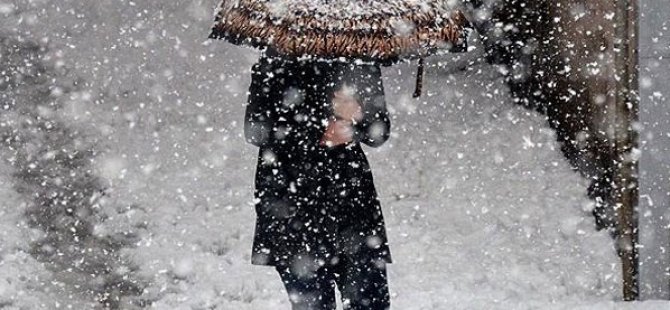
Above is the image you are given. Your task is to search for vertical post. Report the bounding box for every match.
[613,0,640,301]
[413,57,425,98]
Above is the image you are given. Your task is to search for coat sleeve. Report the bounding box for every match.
[350,64,391,148]
[244,55,284,148]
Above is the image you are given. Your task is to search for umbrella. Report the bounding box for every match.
[209,0,470,97]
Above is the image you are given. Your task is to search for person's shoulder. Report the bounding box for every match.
[253,52,296,78]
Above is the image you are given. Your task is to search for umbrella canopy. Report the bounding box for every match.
[208,0,469,63]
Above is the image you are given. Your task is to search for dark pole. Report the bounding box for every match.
[413,57,425,98]
[613,0,639,301]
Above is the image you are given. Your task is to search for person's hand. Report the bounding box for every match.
[332,87,363,122]
[320,118,354,147]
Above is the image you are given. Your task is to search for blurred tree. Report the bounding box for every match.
[0,36,145,308]
[463,0,640,300]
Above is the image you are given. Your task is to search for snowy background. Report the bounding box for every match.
[639,0,670,300]
[0,0,668,309]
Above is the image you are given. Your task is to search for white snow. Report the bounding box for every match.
[253,0,454,20]
[0,1,668,309]
[639,0,670,299]
[215,0,463,32]
[0,155,99,309]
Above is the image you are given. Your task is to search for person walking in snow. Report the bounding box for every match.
[209,1,469,308]
[244,47,392,309]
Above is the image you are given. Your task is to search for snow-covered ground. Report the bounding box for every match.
[1,1,669,309]
[0,155,101,309]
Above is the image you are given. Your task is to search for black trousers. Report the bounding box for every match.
[275,255,390,310]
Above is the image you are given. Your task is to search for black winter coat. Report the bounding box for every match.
[245,51,392,267]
